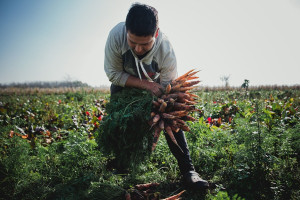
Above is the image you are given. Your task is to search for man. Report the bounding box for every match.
[104,3,209,190]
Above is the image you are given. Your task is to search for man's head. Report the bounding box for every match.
[126,3,159,56]
[126,3,158,37]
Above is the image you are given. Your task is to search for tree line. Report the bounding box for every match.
[0,81,90,89]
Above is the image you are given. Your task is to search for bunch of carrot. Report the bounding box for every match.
[150,69,201,151]
[125,182,186,200]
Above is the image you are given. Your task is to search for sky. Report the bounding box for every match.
[0,0,299,87]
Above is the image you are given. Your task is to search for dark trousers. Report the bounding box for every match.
[110,84,195,174]
[164,129,195,175]
[110,84,124,95]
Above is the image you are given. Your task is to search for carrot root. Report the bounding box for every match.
[165,125,183,153]
[152,127,162,151]
[162,190,186,200]
[165,83,172,94]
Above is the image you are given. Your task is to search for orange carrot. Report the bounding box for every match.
[161,94,167,99]
[164,94,179,101]
[162,113,177,119]
[186,76,199,81]
[152,127,162,151]
[165,125,183,152]
[185,70,199,78]
[173,102,195,111]
[178,86,197,92]
[168,98,175,104]
[21,134,29,139]
[157,98,164,104]
[181,115,196,121]
[175,118,186,125]
[186,92,199,98]
[9,131,14,138]
[162,190,186,200]
[171,119,177,126]
[151,112,156,118]
[15,132,21,137]
[167,110,189,117]
[175,69,195,81]
[165,125,178,145]
[159,102,168,113]
[153,114,160,123]
[170,125,180,133]
[170,84,182,92]
[182,80,201,87]
[159,119,165,130]
[183,99,197,105]
[180,124,190,132]
[135,182,160,190]
[175,92,190,100]
[171,79,177,86]
[152,100,160,107]
[165,83,172,94]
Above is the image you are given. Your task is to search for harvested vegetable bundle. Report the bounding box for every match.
[96,88,155,169]
[96,69,200,169]
[150,69,200,151]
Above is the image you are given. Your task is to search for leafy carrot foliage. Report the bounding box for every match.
[95,88,155,170]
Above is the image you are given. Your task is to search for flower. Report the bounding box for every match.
[86,111,90,116]
[207,117,212,124]
[98,115,102,121]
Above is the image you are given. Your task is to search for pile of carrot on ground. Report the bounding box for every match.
[125,182,186,200]
[150,69,200,152]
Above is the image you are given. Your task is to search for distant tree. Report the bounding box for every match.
[64,74,73,87]
[241,79,250,91]
[220,75,230,88]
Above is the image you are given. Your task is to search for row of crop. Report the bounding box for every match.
[0,89,299,199]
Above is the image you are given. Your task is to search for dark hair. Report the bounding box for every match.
[125,3,158,37]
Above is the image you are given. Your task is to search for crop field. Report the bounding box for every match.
[0,88,299,200]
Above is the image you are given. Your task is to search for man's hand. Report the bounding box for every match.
[125,75,164,97]
[144,81,164,97]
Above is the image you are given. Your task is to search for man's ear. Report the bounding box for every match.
[155,28,159,38]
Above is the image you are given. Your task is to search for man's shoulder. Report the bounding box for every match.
[109,22,126,36]
[156,32,174,55]
[107,22,128,51]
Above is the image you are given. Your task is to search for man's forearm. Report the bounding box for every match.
[125,75,150,89]
[125,75,163,96]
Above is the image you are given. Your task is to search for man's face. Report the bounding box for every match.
[127,31,156,56]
